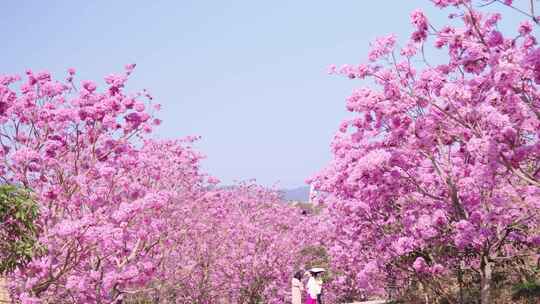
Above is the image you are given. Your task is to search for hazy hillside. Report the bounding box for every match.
[281,186,310,202]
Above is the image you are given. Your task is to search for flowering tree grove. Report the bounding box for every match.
[0,66,210,303]
[0,67,325,303]
[310,0,540,303]
[8,1,540,302]
[152,184,324,304]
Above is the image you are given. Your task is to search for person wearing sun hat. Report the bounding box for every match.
[306,268,325,304]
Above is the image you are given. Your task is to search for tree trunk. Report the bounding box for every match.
[480,255,492,304]
[457,265,464,304]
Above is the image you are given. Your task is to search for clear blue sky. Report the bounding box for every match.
[0,1,527,187]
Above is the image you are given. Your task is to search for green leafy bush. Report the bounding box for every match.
[512,281,540,303]
[0,185,41,274]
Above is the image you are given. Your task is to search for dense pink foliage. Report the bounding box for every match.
[0,68,322,303]
[6,1,540,303]
[0,66,207,303]
[311,1,540,302]
[156,184,322,303]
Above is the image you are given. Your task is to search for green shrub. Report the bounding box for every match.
[512,281,540,302]
[0,185,42,274]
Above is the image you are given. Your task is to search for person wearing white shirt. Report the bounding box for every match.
[306,268,324,304]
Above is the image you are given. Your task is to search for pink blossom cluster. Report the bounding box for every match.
[154,184,323,303]
[311,1,540,302]
[0,65,212,303]
[0,67,323,303]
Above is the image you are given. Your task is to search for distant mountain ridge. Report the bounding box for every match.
[216,184,311,202]
[281,186,310,202]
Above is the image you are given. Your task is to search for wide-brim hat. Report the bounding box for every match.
[309,267,325,273]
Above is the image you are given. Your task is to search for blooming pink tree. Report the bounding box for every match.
[155,183,324,304]
[1,67,327,303]
[310,1,540,303]
[0,66,210,303]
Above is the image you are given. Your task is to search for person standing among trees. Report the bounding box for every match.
[306,268,325,304]
[292,270,304,304]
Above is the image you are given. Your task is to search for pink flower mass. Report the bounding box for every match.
[309,0,540,303]
[0,67,322,303]
[1,0,540,303]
